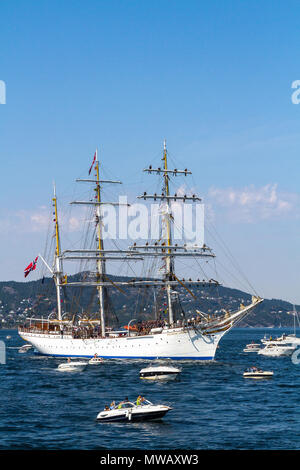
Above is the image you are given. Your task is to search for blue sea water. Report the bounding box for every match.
[0,328,299,450]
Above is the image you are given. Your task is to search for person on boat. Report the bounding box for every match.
[67,357,71,363]
[109,401,116,410]
[104,405,109,410]
[117,397,129,409]
[136,395,142,406]
[136,395,145,406]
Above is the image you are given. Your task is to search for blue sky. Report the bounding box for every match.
[0,0,300,303]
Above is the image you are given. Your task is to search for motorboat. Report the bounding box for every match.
[283,334,300,345]
[96,399,172,422]
[57,359,87,372]
[262,307,300,346]
[139,364,181,380]
[285,306,300,345]
[261,334,284,345]
[261,330,300,347]
[261,334,297,346]
[18,344,33,353]
[258,344,296,357]
[88,355,104,365]
[243,342,261,352]
[243,367,273,379]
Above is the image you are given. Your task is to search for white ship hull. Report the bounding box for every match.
[19,327,225,361]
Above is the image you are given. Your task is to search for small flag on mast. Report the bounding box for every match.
[24,256,38,278]
[88,150,97,175]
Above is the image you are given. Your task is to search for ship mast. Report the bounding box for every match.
[133,140,215,327]
[162,140,175,325]
[53,183,63,323]
[95,149,106,337]
[68,149,132,337]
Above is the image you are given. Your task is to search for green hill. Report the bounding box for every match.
[0,273,298,328]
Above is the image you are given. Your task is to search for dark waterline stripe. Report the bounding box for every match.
[35,353,214,360]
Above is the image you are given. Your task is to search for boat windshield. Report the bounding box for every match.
[118,402,135,409]
[140,399,153,406]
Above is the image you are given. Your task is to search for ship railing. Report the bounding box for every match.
[18,326,63,335]
[19,317,211,338]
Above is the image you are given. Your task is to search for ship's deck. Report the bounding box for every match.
[18,317,208,339]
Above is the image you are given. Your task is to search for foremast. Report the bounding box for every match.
[53,184,63,323]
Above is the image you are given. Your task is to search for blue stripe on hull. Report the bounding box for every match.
[35,352,214,360]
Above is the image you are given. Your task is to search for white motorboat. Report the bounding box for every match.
[243,342,261,352]
[283,334,300,345]
[258,344,296,357]
[57,359,87,372]
[88,355,104,365]
[243,367,273,379]
[139,364,181,380]
[261,334,298,346]
[96,399,172,422]
[18,344,33,353]
[261,307,300,346]
[286,306,300,344]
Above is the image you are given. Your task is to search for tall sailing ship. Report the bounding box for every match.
[19,143,263,360]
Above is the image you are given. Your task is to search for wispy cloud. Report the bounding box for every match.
[0,183,298,236]
[0,207,84,234]
[208,184,299,223]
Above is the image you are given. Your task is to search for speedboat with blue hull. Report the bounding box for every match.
[97,399,171,422]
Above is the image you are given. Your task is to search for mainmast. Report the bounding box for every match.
[135,140,214,327]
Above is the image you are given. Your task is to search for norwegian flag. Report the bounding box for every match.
[88,150,97,175]
[24,256,38,278]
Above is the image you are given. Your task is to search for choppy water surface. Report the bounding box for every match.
[0,328,299,449]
